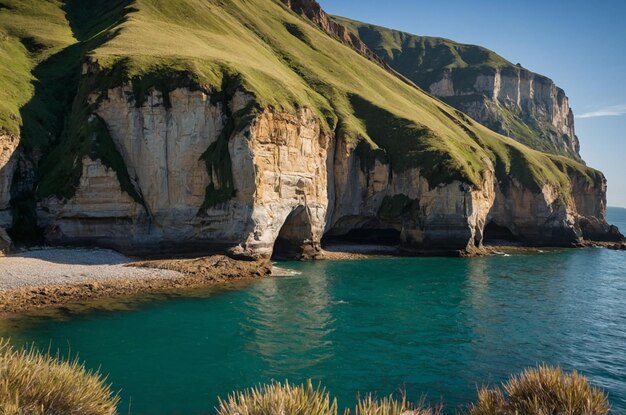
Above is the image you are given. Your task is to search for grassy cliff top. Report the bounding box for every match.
[0,0,602,198]
[0,0,75,136]
[332,15,579,159]
[334,15,513,73]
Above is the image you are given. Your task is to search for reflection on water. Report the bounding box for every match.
[242,272,335,373]
[1,248,625,414]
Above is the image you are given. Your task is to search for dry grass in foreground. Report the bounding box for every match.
[0,339,119,415]
[348,393,442,415]
[0,340,611,415]
[468,365,609,415]
[217,380,337,415]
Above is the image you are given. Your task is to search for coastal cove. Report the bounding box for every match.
[0,208,624,414]
[1,1,624,413]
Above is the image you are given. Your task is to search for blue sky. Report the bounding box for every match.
[319,0,626,207]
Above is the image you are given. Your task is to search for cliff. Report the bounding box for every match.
[0,0,621,258]
[0,133,18,253]
[334,17,581,159]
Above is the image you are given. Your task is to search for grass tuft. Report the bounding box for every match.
[349,393,442,415]
[0,339,119,415]
[217,380,338,415]
[468,365,610,415]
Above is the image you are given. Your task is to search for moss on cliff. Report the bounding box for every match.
[334,15,581,160]
[378,194,420,223]
[0,0,605,226]
[350,94,483,188]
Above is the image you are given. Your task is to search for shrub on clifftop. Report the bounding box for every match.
[0,339,119,415]
[468,365,609,415]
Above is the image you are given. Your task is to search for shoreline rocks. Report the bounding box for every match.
[0,249,271,317]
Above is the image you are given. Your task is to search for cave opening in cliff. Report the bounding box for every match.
[483,221,520,244]
[272,206,315,260]
[321,218,402,247]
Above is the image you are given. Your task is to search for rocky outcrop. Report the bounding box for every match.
[488,181,579,245]
[0,133,19,252]
[331,17,581,159]
[0,133,19,221]
[34,83,621,258]
[430,67,579,157]
[327,137,496,252]
[38,87,332,258]
[568,171,624,242]
[235,108,331,259]
[281,0,385,66]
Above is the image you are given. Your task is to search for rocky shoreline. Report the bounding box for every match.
[0,249,271,318]
[1,243,624,318]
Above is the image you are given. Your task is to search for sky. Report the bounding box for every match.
[318,0,626,208]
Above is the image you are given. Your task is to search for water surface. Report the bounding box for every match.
[1,209,625,414]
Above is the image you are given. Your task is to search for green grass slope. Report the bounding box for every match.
[0,0,602,214]
[334,16,579,159]
[335,15,512,87]
[0,0,75,137]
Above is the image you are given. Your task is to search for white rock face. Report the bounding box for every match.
[428,67,579,157]
[330,146,497,250]
[488,180,580,244]
[237,108,331,258]
[36,86,617,257]
[39,88,332,257]
[0,134,18,227]
[38,157,145,244]
[0,134,19,251]
[96,87,220,230]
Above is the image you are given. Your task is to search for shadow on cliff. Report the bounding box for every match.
[8,0,134,244]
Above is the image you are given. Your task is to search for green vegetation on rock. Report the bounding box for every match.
[0,0,604,221]
[378,194,420,223]
[334,15,581,160]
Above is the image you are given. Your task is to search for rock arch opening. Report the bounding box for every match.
[272,206,317,260]
[483,220,520,244]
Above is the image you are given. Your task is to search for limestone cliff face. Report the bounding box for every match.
[568,171,623,242]
[0,134,18,220]
[236,108,331,259]
[328,16,581,159]
[38,87,331,258]
[430,67,579,157]
[33,86,620,258]
[328,138,496,252]
[0,133,19,252]
[327,138,617,251]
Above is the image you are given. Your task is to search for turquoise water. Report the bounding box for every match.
[1,210,625,414]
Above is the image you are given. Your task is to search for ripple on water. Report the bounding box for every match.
[1,248,625,414]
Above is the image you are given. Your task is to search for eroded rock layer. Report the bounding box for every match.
[34,85,622,258]
[331,16,581,159]
[429,67,579,157]
[0,133,19,253]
